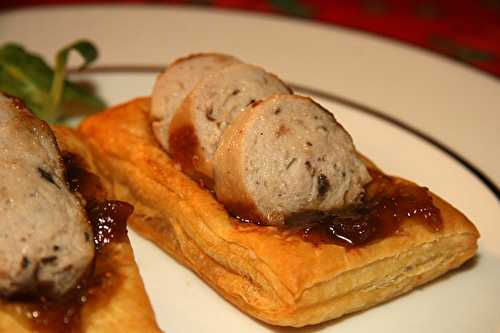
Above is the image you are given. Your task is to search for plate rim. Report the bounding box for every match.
[3,3,500,84]
[71,65,500,199]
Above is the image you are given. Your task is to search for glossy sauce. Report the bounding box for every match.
[63,153,106,202]
[291,170,443,247]
[168,125,199,173]
[5,152,133,333]
[233,169,443,247]
[169,125,216,189]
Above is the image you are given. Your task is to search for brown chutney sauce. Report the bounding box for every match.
[291,169,443,247]
[63,153,132,251]
[5,152,133,333]
[236,169,443,247]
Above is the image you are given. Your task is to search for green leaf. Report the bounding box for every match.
[45,40,102,122]
[0,41,106,123]
[0,43,53,115]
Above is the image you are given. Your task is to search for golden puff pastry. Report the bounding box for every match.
[0,126,163,333]
[78,98,479,327]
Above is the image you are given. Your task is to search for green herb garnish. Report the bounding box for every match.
[0,40,106,123]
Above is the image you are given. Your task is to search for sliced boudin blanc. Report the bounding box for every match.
[213,94,371,225]
[151,53,241,151]
[168,63,291,182]
[0,94,94,298]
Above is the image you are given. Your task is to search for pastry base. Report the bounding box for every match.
[0,126,163,333]
[79,98,479,327]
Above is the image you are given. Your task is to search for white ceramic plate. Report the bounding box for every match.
[1,5,499,333]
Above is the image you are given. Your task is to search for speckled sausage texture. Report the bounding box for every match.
[168,63,291,182]
[213,94,371,225]
[0,93,94,298]
[151,53,240,152]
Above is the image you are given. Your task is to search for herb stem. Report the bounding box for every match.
[43,40,99,122]
[45,49,68,122]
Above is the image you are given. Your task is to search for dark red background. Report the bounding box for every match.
[2,0,500,79]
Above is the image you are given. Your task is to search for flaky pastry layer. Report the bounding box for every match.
[0,126,162,333]
[78,98,479,327]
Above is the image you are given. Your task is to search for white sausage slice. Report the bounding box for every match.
[168,63,291,183]
[151,53,240,151]
[0,94,94,298]
[213,94,371,225]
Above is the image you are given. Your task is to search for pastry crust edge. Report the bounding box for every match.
[78,97,479,327]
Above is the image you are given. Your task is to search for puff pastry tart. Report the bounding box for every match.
[78,97,479,327]
[0,95,162,333]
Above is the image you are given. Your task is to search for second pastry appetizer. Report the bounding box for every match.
[78,53,479,327]
[0,93,162,333]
